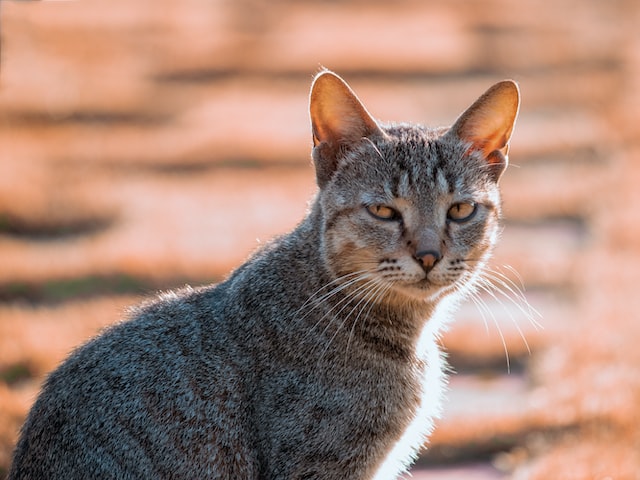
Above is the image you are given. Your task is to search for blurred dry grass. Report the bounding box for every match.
[1,1,640,478]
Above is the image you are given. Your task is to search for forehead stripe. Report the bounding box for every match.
[397,171,411,197]
[436,169,449,193]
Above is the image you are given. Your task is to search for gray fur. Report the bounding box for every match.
[9,71,519,479]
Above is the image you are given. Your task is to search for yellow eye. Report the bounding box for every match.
[366,205,399,221]
[447,202,477,222]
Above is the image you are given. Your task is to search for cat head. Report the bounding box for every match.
[309,70,519,305]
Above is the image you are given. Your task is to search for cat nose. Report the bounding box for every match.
[415,250,441,272]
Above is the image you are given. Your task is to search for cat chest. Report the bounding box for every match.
[256,354,439,478]
[372,342,447,479]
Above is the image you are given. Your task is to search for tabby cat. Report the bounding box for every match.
[9,70,520,479]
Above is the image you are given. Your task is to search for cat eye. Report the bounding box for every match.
[366,204,400,221]
[447,202,477,222]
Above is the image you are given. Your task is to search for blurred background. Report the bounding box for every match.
[0,1,639,478]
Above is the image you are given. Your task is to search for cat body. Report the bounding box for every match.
[9,71,519,479]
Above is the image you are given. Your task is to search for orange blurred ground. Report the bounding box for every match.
[1,1,640,478]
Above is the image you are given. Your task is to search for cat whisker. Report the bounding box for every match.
[480,267,542,330]
[311,274,379,328]
[465,287,491,336]
[467,284,513,373]
[296,270,369,310]
[304,274,376,341]
[344,279,391,360]
[463,261,540,373]
[297,262,387,331]
[481,265,529,305]
[494,265,543,329]
[294,270,371,323]
[316,276,383,362]
[333,281,384,361]
[464,258,542,330]
[475,280,531,361]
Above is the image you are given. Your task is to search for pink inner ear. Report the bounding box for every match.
[464,112,512,156]
[310,71,383,147]
[452,80,520,160]
[482,131,509,157]
[323,102,364,143]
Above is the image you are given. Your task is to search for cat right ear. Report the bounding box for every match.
[309,70,386,188]
[447,80,520,182]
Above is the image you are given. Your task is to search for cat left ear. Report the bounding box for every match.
[447,80,520,182]
[309,70,386,187]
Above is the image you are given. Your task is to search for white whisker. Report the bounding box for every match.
[295,271,372,331]
[461,260,541,373]
[475,280,531,360]
[466,288,491,336]
[344,279,391,359]
[466,284,512,372]
[481,267,542,330]
[316,277,382,362]
[294,270,369,318]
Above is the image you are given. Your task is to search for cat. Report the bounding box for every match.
[8,70,519,480]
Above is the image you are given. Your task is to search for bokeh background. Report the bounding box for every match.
[1,1,639,478]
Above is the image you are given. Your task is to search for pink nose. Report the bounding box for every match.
[415,250,441,271]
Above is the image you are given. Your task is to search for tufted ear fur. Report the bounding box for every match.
[309,70,386,188]
[446,80,520,182]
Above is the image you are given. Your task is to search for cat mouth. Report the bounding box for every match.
[390,278,452,301]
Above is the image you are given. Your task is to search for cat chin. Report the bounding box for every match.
[392,281,455,304]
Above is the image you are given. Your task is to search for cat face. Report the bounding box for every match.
[319,128,502,303]
[310,71,519,305]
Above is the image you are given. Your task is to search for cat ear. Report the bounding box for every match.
[447,80,520,182]
[309,70,386,187]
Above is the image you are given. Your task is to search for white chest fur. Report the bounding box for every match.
[372,300,453,480]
